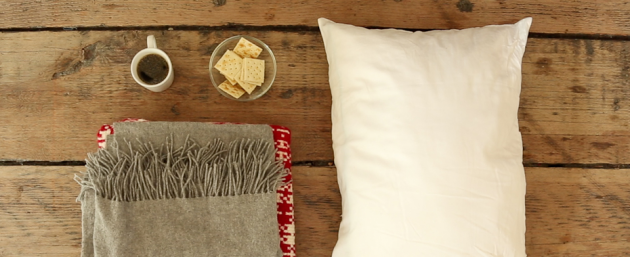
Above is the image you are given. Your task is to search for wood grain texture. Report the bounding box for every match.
[0,166,82,257]
[2,0,630,36]
[2,31,630,164]
[293,166,341,257]
[0,30,331,163]
[1,166,629,256]
[520,39,630,164]
[525,168,630,256]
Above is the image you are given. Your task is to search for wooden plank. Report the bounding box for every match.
[519,39,630,164]
[2,0,630,36]
[0,30,332,163]
[293,166,341,257]
[525,168,630,256]
[1,166,629,256]
[2,31,630,164]
[0,166,83,256]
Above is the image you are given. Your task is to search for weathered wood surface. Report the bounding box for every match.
[1,166,629,256]
[2,0,629,256]
[525,168,630,256]
[2,0,630,36]
[0,30,331,162]
[520,39,630,164]
[0,166,82,257]
[1,31,630,164]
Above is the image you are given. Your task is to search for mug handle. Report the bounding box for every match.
[147,35,157,48]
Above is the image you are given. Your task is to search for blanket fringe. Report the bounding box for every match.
[77,137,285,202]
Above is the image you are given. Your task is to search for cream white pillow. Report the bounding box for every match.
[319,18,532,257]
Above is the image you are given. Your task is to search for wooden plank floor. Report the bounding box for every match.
[3,0,630,35]
[2,166,630,256]
[1,1,630,256]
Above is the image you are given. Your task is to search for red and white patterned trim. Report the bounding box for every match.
[271,125,296,256]
[97,118,147,149]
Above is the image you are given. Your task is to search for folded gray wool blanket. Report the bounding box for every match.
[76,122,285,257]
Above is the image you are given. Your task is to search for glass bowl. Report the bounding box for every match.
[209,35,277,101]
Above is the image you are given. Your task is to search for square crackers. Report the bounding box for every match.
[233,37,263,58]
[213,37,266,98]
[218,80,245,98]
[242,57,265,85]
[214,50,242,80]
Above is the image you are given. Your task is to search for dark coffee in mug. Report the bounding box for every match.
[137,54,169,85]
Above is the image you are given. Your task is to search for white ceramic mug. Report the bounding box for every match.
[130,35,174,92]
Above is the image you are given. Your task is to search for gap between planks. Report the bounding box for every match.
[3,25,630,42]
[5,161,630,170]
